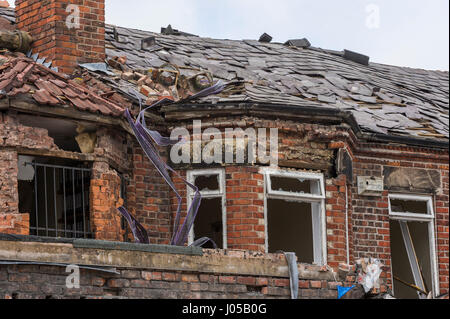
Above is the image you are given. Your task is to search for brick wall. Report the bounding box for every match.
[128,143,171,245]
[225,166,265,251]
[0,263,353,299]
[325,174,352,268]
[162,116,448,296]
[1,112,57,230]
[0,241,360,299]
[0,213,29,235]
[90,161,123,241]
[437,168,449,294]
[15,0,106,74]
[0,113,58,151]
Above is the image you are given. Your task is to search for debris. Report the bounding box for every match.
[0,30,33,53]
[118,81,226,246]
[356,258,384,293]
[75,132,97,154]
[161,24,198,37]
[343,49,370,66]
[79,62,116,76]
[337,285,355,299]
[284,38,311,48]
[283,252,299,299]
[259,33,273,43]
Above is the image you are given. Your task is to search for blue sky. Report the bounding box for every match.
[7,0,449,70]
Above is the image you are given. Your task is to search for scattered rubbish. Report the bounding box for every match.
[356,258,384,293]
[283,252,299,299]
[337,285,355,299]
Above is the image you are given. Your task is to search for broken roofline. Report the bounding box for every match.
[163,101,450,150]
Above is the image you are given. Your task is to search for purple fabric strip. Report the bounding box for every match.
[118,81,225,246]
[117,206,149,244]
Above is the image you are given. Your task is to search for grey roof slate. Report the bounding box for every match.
[102,24,448,141]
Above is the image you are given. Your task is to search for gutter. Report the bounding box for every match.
[163,102,449,150]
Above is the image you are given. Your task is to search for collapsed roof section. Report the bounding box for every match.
[101,24,448,141]
[0,53,125,117]
[0,6,448,143]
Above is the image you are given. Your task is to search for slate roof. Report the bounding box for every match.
[1,7,448,142]
[103,24,449,141]
[0,54,124,117]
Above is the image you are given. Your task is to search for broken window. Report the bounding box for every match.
[265,170,325,265]
[187,169,226,249]
[388,194,438,299]
[18,155,93,239]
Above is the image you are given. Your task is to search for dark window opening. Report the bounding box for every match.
[194,175,219,192]
[270,176,321,196]
[390,220,433,299]
[390,199,428,215]
[267,199,314,263]
[18,156,93,239]
[193,198,223,249]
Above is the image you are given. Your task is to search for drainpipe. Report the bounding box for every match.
[0,30,33,53]
[345,183,350,265]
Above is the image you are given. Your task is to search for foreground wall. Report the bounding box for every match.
[0,237,359,299]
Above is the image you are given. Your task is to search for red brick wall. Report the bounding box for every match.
[90,161,123,241]
[325,174,353,268]
[15,0,106,74]
[0,248,359,299]
[437,168,449,295]
[0,213,29,235]
[128,144,171,245]
[225,166,265,251]
[334,139,449,295]
[1,113,58,230]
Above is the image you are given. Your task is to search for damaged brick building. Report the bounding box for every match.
[0,1,448,299]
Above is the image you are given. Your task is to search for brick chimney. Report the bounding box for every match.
[15,0,105,74]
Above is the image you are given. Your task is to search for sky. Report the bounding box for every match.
[7,0,449,71]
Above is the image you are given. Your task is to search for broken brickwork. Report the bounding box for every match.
[0,1,447,300]
[327,135,449,296]
[0,112,57,231]
[0,213,29,235]
[90,161,123,242]
[0,239,365,299]
[0,263,351,299]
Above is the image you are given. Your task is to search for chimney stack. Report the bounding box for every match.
[15,0,106,74]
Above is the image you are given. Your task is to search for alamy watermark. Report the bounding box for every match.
[66,265,80,289]
[365,4,380,29]
[66,4,80,29]
[170,120,279,166]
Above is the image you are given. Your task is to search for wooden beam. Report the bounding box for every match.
[8,96,134,135]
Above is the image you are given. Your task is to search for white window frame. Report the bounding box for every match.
[187,169,227,249]
[388,194,439,298]
[263,168,327,265]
